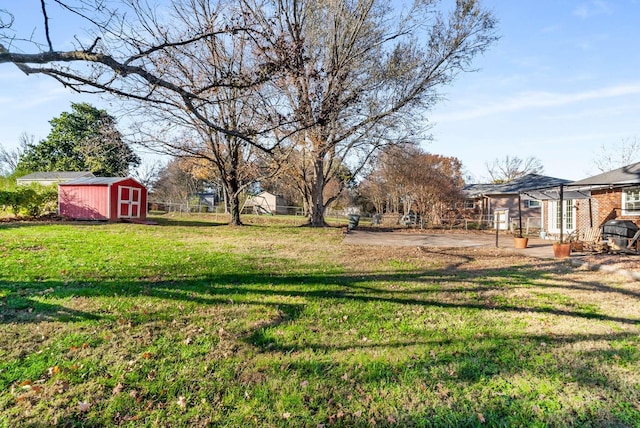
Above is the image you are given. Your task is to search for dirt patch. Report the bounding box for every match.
[578,253,640,274]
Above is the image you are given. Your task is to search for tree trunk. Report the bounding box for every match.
[309,158,327,227]
[228,194,242,226]
[225,174,243,226]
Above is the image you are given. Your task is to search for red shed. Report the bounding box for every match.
[58,177,147,221]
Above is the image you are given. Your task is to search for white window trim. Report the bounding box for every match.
[622,188,640,216]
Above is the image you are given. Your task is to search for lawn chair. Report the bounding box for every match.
[575,227,603,252]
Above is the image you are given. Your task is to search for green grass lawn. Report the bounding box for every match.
[1,215,639,427]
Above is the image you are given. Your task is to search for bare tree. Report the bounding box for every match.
[131,160,162,190]
[1,0,287,225]
[1,0,496,227]
[0,133,30,175]
[593,137,640,173]
[240,0,497,226]
[485,155,544,184]
[126,0,286,225]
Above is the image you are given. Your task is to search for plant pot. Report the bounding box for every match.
[553,243,571,258]
[514,237,528,249]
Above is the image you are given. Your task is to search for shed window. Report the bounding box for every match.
[623,188,640,215]
[524,200,540,208]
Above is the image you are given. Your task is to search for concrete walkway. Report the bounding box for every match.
[343,230,559,259]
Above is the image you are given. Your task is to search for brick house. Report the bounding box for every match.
[463,174,570,230]
[534,162,640,237]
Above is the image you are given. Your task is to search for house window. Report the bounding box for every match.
[623,188,640,215]
[463,199,475,209]
[524,200,540,208]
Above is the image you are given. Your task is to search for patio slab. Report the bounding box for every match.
[343,230,561,259]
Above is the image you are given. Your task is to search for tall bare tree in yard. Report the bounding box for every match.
[1,0,496,226]
[485,155,544,184]
[127,0,284,225]
[248,0,497,226]
[0,0,286,225]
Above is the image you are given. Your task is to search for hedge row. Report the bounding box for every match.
[0,185,58,217]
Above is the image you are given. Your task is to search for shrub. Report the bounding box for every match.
[0,184,58,217]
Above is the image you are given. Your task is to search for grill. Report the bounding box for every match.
[602,219,639,247]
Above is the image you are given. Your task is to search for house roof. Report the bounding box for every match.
[60,176,142,186]
[17,171,94,181]
[495,174,571,193]
[462,183,496,198]
[570,161,640,187]
[463,174,571,198]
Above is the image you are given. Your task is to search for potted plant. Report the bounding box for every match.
[553,238,572,258]
[514,233,528,249]
[553,230,576,258]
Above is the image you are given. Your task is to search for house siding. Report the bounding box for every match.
[488,196,541,221]
[575,198,597,229]
[542,190,640,232]
[591,189,640,228]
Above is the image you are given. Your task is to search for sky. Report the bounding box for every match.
[1,0,639,182]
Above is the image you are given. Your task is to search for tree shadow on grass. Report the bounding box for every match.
[3,251,640,427]
[2,249,640,326]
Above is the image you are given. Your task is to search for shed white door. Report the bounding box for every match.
[118,186,141,219]
[493,209,509,230]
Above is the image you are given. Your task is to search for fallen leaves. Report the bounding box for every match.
[55,380,70,394]
[177,396,187,409]
[78,401,90,412]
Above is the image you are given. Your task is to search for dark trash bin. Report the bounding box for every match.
[347,214,360,230]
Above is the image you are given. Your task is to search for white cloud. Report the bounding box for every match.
[572,1,613,18]
[434,83,640,122]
